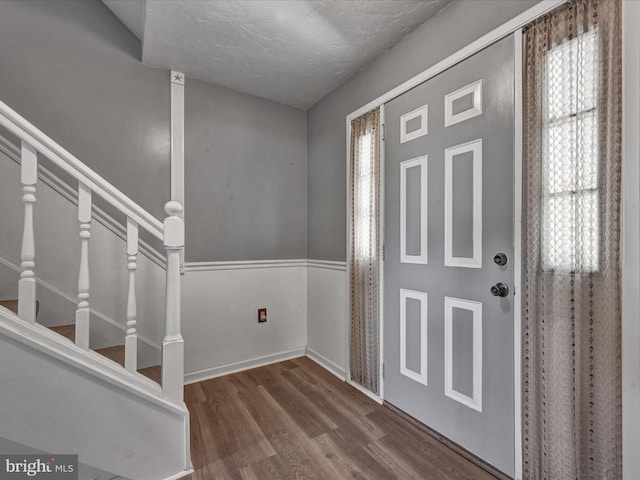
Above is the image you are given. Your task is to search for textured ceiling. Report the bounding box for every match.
[139,0,450,109]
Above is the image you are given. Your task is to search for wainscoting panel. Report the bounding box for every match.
[307,263,347,379]
[181,263,308,378]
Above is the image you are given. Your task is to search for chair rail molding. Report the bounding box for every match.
[184,259,346,272]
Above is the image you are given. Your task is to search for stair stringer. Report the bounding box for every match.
[0,307,193,480]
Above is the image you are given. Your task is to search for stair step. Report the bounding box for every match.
[94,345,162,384]
[95,345,126,366]
[139,365,162,384]
[2,303,161,384]
[50,324,75,342]
[0,299,40,317]
[48,324,161,384]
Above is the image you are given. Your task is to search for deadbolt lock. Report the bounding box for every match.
[490,282,509,297]
[493,253,508,266]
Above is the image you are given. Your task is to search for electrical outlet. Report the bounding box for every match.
[258,308,267,323]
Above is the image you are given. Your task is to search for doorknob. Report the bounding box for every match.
[494,253,508,266]
[490,282,509,297]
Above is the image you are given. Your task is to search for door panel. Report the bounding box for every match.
[383,36,515,475]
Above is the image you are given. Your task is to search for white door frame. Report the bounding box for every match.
[345,2,566,474]
[513,28,524,479]
[379,104,386,402]
[622,1,640,478]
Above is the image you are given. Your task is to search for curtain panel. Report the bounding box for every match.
[349,107,381,395]
[522,0,622,478]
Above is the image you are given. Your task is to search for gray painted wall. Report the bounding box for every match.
[0,0,308,263]
[0,0,171,220]
[307,0,539,261]
[185,78,307,262]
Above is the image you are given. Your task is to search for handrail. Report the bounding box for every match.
[0,99,163,240]
[4,97,184,406]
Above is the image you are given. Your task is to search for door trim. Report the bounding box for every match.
[622,2,640,478]
[346,1,565,123]
[513,27,524,480]
[379,103,386,401]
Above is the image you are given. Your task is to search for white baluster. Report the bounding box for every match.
[125,218,138,373]
[18,141,38,323]
[75,183,92,350]
[162,201,184,404]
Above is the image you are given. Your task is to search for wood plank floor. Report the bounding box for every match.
[184,357,497,480]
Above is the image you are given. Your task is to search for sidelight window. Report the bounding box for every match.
[542,29,599,272]
[348,108,382,395]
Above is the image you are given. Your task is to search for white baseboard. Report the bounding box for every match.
[306,347,346,380]
[163,469,194,480]
[184,347,307,384]
[183,347,350,387]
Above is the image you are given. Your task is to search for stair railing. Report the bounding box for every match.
[0,99,185,405]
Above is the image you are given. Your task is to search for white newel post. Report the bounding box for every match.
[75,183,92,350]
[18,141,38,323]
[171,71,186,266]
[162,201,184,404]
[125,218,139,373]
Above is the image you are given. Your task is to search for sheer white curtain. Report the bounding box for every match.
[349,107,381,395]
[522,0,622,478]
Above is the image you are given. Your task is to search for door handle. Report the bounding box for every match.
[493,253,508,266]
[490,282,509,297]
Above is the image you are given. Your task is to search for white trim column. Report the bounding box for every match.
[170,70,185,265]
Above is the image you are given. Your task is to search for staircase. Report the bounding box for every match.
[0,300,162,383]
[0,99,192,480]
